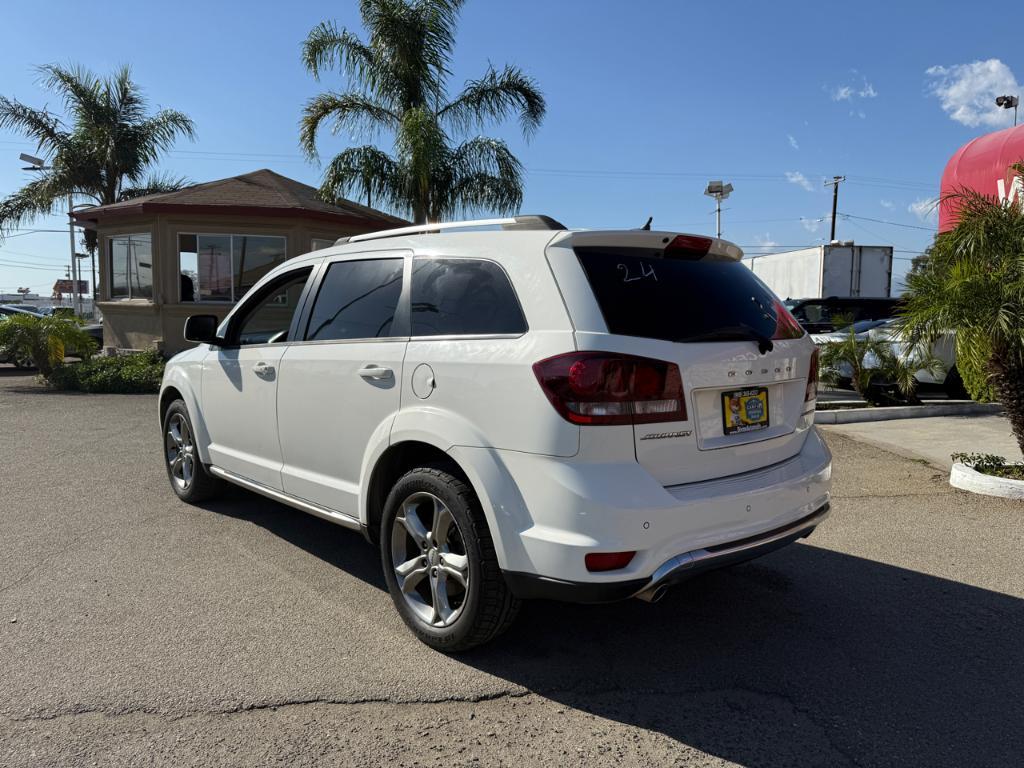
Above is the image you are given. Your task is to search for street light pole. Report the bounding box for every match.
[703,180,734,238]
[996,95,1019,127]
[19,153,82,316]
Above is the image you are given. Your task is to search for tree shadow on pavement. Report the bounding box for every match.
[200,486,1023,766]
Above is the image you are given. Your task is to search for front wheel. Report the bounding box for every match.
[380,466,519,652]
[162,400,222,503]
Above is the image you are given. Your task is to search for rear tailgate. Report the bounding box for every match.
[551,231,816,486]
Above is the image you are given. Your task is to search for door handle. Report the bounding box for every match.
[358,364,393,380]
[254,361,276,379]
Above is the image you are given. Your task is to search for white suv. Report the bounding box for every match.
[160,216,831,651]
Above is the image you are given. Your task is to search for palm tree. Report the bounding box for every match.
[818,331,942,406]
[899,166,1024,453]
[0,313,97,377]
[300,0,545,224]
[0,64,194,253]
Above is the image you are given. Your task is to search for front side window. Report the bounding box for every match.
[305,258,404,341]
[411,258,526,336]
[178,234,287,303]
[108,233,153,299]
[233,269,312,346]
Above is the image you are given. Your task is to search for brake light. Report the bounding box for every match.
[805,348,819,402]
[772,299,804,340]
[533,352,686,426]
[664,234,712,259]
[585,551,636,572]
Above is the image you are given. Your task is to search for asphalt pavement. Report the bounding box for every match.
[1,365,1022,767]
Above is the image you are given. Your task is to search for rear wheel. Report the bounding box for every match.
[380,466,519,652]
[162,400,222,503]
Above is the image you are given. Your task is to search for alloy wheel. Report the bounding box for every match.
[390,491,470,628]
[165,413,195,491]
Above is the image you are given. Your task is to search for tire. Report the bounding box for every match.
[380,465,520,652]
[162,399,222,503]
[944,366,969,400]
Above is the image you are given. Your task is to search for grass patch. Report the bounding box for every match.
[951,452,1024,481]
[47,350,165,394]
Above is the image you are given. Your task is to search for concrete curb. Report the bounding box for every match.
[814,402,1003,425]
[950,462,1024,499]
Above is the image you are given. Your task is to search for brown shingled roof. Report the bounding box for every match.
[73,169,406,226]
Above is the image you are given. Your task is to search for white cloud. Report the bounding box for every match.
[829,76,877,103]
[908,197,938,221]
[753,233,779,248]
[880,199,894,210]
[788,134,799,150]
[785,171,814,192]
[926,59,1021,127]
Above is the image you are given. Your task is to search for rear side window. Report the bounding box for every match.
[305,258,404,341]
[411,258,526,336]
[576,248,799,343]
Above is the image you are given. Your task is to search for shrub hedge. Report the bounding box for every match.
[47,350,165,394]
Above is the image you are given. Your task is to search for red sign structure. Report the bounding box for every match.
[940,123,1024,232]
[52,279,89,295]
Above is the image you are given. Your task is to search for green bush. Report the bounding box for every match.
[47,350,165,394]
[955,335,996,403]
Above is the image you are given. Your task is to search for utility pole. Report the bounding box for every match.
[824,176,845,241]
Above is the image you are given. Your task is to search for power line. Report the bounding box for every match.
[840,213,935,231]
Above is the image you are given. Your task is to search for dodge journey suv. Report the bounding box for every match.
[160,216,832,651]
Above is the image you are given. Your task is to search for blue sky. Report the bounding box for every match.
[0,0,1020,297]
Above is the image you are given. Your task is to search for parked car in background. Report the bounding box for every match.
[813,317,964,398]
[786,297,900,334]
[865,320,964,398]
[0,306,102,365]
[160,216,831,651]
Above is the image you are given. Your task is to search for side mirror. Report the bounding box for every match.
[184,314,221,345]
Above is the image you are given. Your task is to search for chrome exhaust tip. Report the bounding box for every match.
[636,584,669,603]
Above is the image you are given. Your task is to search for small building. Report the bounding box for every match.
[73,169,405,354]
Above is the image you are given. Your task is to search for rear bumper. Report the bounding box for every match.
[457,426,832,593]
[504,502,829,603]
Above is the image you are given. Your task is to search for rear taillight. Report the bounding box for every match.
[773,299,804,340]
[533,352,686,426]
[805,348,819,402]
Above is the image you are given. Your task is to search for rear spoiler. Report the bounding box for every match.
[559,230,744,261]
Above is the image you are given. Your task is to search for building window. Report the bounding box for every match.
[311,238,336,251]
[108,233,153,300]
[178,233,287,303]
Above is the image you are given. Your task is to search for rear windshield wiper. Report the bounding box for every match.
[682,324,775,354]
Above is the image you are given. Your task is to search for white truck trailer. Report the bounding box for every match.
[744,243,893,299]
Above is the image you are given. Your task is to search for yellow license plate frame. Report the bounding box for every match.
[721,387,770,435]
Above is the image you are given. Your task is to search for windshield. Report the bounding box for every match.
[575,247,801,343]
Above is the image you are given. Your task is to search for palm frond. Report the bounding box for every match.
[301,21,380,86]
[299,92,399,158]
[0,96,65,152]
[440,64,546,138]
[320,146,404,213]
[118,172,190,201]
[0,175,70,238]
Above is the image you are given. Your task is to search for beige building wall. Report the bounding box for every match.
[95,213,373,355]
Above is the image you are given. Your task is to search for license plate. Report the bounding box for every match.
[721,387,770,435]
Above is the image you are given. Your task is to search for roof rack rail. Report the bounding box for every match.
[336,214,566,245]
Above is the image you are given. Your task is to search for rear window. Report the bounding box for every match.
[411,257,526,337]
[576,248,798,343]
